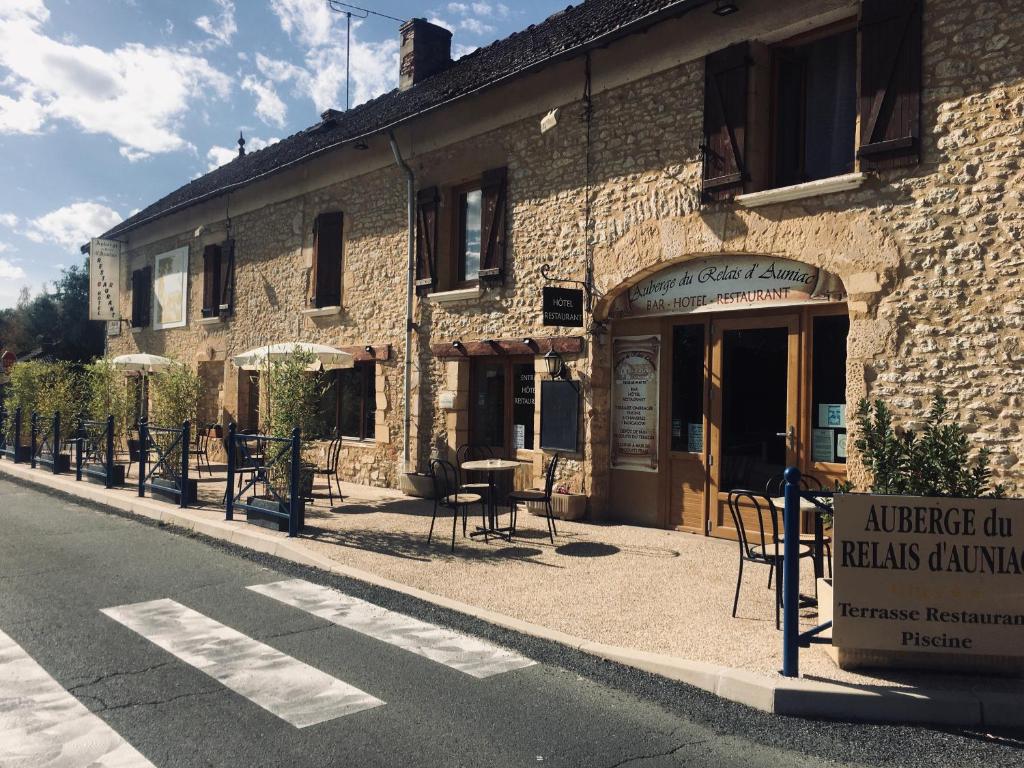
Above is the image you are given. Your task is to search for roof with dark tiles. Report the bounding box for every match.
[98,0,705,244]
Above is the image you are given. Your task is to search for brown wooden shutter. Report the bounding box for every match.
[311,212,343,308]
[219,239,234,316]
[702,43,749,201]
[858,0,922,169]
[131,267,152,328]
[415,187,438,293]
[479,167,507,280]
[201,244,221,317]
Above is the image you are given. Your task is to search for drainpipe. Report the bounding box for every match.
[389,131,416,475]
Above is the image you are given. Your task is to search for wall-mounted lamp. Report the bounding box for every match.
[353,140,369,150]
[543,349,568,380]
[713,1,739,16]
[364,345,373,354]
[452,340,464,351]
[522,337,535,348]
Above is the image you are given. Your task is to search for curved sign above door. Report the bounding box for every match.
[610,255,845,318]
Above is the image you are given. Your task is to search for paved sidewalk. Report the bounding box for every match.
[2,460,1022,728]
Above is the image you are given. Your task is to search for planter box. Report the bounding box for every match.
[245,495,305,532]
[84,463,127,487]
[36,453,71,474]
[400,472,435,499]
[527,493,587,521]
[2,445,31,463]
[151,476,198,505]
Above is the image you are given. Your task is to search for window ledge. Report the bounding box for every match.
[426,285,482,304]
[130,327,145,334]
[340,437,375,448]
[301,305,342,318]
[197,315,223,326]
[736,172,867,208]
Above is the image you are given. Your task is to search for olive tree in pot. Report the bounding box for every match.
[251,349,321,527]
[147,362,202,503]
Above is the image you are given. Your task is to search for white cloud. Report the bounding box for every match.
[0,256,29,307]
[205,135,280,171]
[471,2,492,15]
[460,18,494,35]
[195,0,236,47]
[0,258,26,280]
[428,17,454,33]
[0,212,18,228]
[0,242,12,253]
[0,3,231,158]
[270,0,335,49]
[447,2,468,12]
[23,202,122,252]
[452,43,478,59]
[241,76,287,128]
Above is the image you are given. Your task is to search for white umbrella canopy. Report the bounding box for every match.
[109,353,175,373]
[231,342,354,372]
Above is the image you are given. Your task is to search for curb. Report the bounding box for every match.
[1,461,1019,729]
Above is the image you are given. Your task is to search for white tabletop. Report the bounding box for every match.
[771,496,823,512]
[461,459,519,471]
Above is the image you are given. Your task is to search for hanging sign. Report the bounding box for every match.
[543,286,584,327]
[89,238,122,321]
[611,335,660,472]
[833,494,1024,663]
[611,256,845,318]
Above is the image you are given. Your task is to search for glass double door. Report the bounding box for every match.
[668,313,806,537]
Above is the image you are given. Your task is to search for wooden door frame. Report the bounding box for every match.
[708,313,800,538]
[799,304,850,488]
[468,355,534,457]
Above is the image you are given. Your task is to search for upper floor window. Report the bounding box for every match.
[415,167,507,293]
[310,211,343,309]
[701,0,922,202]
[130,266,152,329]
[201,240,235,318]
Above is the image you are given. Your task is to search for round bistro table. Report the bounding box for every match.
[460,458,519,541]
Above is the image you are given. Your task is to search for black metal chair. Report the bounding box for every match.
[125,438,141,478]
[506,453,560,544]
[313,435,344,506]
[455,444,494,497]
[221,435,262,503]
[428,459,487,551]
[727,490,814,629]
[764,473,833,579]
[188,423,214,477]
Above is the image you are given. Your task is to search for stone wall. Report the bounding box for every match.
[110,0,1023,502]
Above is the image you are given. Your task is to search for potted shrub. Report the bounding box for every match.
[148,362,201,503]
[81,358,132,486]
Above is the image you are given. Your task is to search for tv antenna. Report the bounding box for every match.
[327,2,406,110]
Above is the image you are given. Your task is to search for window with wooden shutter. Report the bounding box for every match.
[219,239,235,316]
[201,244,221,318]
[310,212,343,308]
[130,266,152,329]
[702,43,749,201]
[415,187,438,293]
[857,0,922,170]
[478,167,507,280]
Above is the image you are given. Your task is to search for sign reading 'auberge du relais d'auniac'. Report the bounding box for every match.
[833,494,1024,660]
[89,238,122,322]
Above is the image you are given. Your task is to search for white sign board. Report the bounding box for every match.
[153,246,189,330]
[612,256,845,318]
[611,335,660,472]
[89,238,122,321]
[833,494,1024,660]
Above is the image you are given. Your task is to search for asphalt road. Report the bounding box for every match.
[1,477,1022,768]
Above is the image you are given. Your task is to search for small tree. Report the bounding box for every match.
[84,358,132,439]
[149,363,202,428]
[854,393,1004,498]
[260,350,322,500]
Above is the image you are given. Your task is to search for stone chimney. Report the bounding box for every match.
[399,18,452,91]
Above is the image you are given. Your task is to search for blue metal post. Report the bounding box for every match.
[52,412,61,474]
[75,417,84,481]
[138,419,148,497]
[781,466,801,678]
[105,415,115,488]
[13,408,22,463]
[225,422,236,521]
[30,412,37,469]
[180,420,190,508]
[288,427,301,538]
[0,408,5,458]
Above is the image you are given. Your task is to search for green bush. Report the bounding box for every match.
[5,361,85,439]
[83,358,132,439]
[149,363,201,429]
[854,393,1004,498]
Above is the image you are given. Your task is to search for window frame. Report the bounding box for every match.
[452,180,483,289]
[468,356,536,456]
[321,361,376,441]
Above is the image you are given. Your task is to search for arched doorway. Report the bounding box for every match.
[598,253,849,538]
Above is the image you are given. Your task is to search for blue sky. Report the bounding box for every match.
[0,0,569,308]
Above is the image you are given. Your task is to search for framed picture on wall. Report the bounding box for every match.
[153,246,188,330]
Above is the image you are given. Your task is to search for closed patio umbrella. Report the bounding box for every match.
[230,342,354,372]
[109,353,174,373]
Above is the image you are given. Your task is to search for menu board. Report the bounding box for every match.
[611,335,660,472]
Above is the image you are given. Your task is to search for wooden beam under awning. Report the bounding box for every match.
[338,344,391,362]
[430,336,584,359]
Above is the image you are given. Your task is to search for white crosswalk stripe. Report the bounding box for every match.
[248,579,536,679]
[0,627,155,768]
[101,598,384,728]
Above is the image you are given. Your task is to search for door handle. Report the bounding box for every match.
[776,426,796,450]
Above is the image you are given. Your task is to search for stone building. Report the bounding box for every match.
[96,0,1023,538]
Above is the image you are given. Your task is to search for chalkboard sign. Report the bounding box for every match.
[542,286,584,327]
[540,380,579,452]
